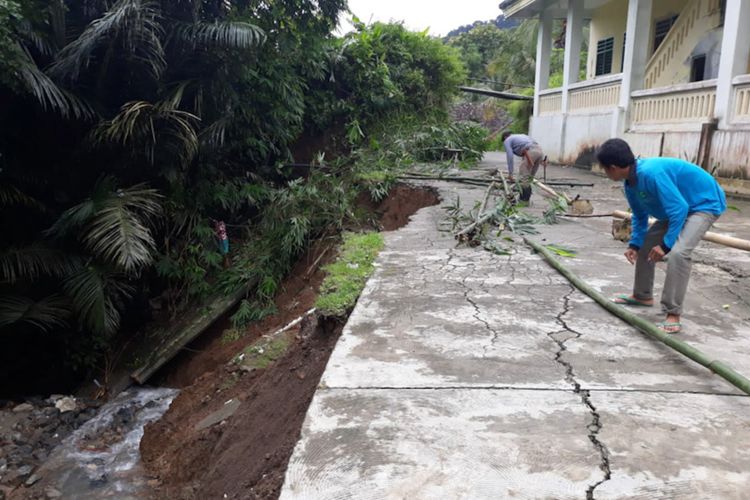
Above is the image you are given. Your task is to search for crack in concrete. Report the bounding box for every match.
[451,252,503,359]
[548,286,612,499]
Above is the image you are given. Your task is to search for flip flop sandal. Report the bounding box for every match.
[611,294,653,307]
[657,321,682,334]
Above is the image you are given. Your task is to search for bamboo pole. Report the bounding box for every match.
[612,210,750,252]
[533,179,572,203]
[524,237,750,395]
[478,181,498,214]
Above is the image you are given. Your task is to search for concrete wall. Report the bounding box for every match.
[662,131,702,163]
[622,131,663,157]
[530,114,564,162]
[562,112,617,164]
[710,129,750,179]
[586,0,628,80]
[623,131,701,164]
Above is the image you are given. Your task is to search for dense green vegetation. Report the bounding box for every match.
[0,0,483,393]
[446,18,588,140]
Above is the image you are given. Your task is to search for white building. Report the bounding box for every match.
[500,0,750,196]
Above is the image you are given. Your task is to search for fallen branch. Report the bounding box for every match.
[454,180,502,240]
[524,237,750,395]
[612,210,750,252]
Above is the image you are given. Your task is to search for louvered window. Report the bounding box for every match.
[654,15,678,52]
[595,37,614,76]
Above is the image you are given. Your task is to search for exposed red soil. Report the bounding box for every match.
[139,183,439,499]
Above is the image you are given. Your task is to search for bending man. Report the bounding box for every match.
[502,131,546,203]
[596,138,726,333]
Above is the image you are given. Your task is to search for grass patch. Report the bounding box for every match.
[239,336,290,370]
[315,231,384,317]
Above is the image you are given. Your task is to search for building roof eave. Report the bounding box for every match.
[499,0,543,19]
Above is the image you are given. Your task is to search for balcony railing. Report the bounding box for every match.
[568,75,622,113]
[631,80,717,130]
[537,75,623,116]
[538,88,562,115]
[732,75,750,124]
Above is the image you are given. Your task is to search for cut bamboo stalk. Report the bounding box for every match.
[456,211,496,238]
[524,237,750,395]
[612,210,750,252]
[533,179,572,203]
[478,181,498,214]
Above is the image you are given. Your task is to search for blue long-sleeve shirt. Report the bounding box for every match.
[624,157,726,251]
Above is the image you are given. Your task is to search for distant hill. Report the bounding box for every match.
[445,15,520,38]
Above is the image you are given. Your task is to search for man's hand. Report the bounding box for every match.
[648,245,666,263]
[624,247,638,265]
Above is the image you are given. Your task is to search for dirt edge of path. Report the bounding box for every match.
[139,183,439,499]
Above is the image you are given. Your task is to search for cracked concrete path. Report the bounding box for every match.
[280,153,750,499]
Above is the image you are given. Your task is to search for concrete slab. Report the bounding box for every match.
[592,391,750,499]
[281,154,750,498]
[283,389,602,500]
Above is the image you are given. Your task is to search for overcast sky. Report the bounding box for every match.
[339,0,504,37]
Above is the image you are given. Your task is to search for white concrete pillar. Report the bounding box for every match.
[714,0,750,128]
[533,9,552,117]
[612,0,653,136]
[561,0,584,113]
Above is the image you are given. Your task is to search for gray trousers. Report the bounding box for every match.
[519,144,544,188]
[633,212,718,315]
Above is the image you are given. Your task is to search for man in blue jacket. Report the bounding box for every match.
[596,138,726,333]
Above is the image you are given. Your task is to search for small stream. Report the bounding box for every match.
[35,387,177,499]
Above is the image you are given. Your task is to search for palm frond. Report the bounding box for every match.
[51,178,163,273]
[92,100,200,165]
[0,244,81,284]
[17,48,95,119]
[17,20,55,56]
[200,116,231,149]
[62,266,133,335]
[50,0,165,81]
[175,21,265,49]
[0,294,70,332]
[0,182,46,211]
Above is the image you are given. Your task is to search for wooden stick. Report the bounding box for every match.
[611,210,750,252]
[561,212,615,218]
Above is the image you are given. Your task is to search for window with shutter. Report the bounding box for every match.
[653,15,678,53]
[595,37,614,76]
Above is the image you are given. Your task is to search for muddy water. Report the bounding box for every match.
[33,387,177,499]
